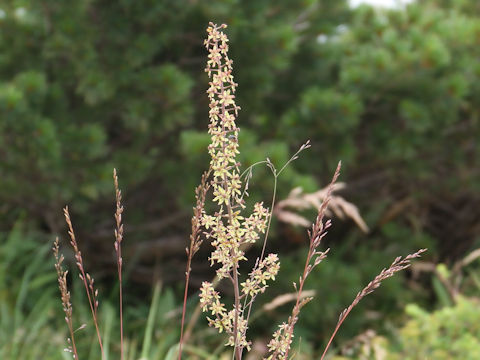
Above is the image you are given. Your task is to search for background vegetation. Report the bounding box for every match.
[1,0,479,358]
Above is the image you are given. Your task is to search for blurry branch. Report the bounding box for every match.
[454,248,480,273]
[91,211,188,240]
[411,247,480,304]
[274,183,369,233]
[263,290,316,312]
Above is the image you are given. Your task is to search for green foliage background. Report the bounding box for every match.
[1,0,479,358]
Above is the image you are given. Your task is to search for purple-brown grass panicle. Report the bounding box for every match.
[53,237,79,359]
[265,162,341,360]
[63,206,104,358]
[113,169,125,360]
[199,22,280,359]
[319,248,427,360]
[178,170,211,360]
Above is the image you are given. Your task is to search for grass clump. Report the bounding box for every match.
[53,22,425,360]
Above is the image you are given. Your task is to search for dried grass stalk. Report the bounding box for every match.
[266,161,341,360]
[178,170,210,360]
[63,206,104,358]
[320,248,428,360]
[113,169,125,360]
[53,237,79,359]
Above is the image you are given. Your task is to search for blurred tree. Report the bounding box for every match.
[274,0,480,261]
[0,0,350,236]
[0,0,478,278]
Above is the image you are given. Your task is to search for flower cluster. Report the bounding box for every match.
[205,22,241,207]
[199,282,250,350]
[241,253,280,297]
[264,322,293,360]
[199,23,280,353]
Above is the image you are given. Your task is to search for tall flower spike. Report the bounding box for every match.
[205,22,241,208]
[200,23,278,358]
[202,22,257,279]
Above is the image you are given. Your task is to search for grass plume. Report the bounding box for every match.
[53,237,79,359]
[114,169,125,360]
[63,206,104,358]
[320,248,428,360]
[178,170,211,360]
